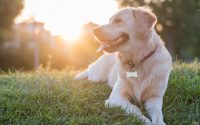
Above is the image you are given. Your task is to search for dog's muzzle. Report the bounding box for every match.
[95,33,129,52]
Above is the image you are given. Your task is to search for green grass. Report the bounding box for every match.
[0,62,199,125]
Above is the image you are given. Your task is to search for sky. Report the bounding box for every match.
[15,0,118,41]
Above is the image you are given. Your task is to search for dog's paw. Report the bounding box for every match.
[74,70,88,80]
[105,99,117,108]
[152,121,166,125]
[105,99,110,107]
[142,118,152,125]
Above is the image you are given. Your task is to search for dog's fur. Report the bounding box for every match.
[75,7,172,125]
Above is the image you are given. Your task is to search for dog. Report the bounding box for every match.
[75,7,172,125]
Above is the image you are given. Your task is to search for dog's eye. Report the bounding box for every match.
[113,18,122,23]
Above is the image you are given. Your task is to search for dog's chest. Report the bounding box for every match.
[128,71,146,102]
[120,64,148,102]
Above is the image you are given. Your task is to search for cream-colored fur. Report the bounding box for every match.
[75,7,172,125]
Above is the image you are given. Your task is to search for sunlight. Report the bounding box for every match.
[16,0,118,42]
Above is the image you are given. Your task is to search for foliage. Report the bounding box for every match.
[0,22,100,70]
[0,0,23,42]
[0,62,199,125]
[117,0,200,60]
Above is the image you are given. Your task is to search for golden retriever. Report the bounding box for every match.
[75,7,172,125]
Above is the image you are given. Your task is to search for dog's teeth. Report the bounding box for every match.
[118,37,123,42]
[97,36,125,51]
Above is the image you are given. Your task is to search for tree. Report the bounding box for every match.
[0,0,23,42]
[117,0,200,60]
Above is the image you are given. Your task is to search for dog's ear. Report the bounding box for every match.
[133,7,157,38]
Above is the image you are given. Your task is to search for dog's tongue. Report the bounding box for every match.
[96,43,109,52]
[96,43,108,52]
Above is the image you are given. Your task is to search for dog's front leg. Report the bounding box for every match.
[144,97,166,125]
[105,77,152,125]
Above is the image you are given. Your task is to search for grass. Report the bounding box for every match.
[0,62,199,125]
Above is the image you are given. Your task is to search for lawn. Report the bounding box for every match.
[0,62,199,125]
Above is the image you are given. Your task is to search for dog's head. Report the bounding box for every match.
[93,7,157,53]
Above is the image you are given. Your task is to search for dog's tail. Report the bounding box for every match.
[74,70,88,80]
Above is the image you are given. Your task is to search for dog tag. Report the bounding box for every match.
[126,71,138,78]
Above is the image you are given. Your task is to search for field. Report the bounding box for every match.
[0,62,199,125]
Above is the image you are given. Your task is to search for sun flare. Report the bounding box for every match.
[16,0,118,42]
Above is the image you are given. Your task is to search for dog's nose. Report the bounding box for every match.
[93,27,105,40]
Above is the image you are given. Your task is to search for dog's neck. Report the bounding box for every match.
[118,29,159,68]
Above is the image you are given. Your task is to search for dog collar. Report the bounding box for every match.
[140,44,158,63]
[125,44,158,78]
[126,44,158,71]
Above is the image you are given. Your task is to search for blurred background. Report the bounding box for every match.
[0,0,199,71]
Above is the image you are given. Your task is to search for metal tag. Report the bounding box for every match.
[126,71,138,78]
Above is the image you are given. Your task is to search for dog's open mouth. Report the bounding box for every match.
[96,34,129,52]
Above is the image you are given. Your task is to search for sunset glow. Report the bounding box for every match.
[16,0,118,41]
